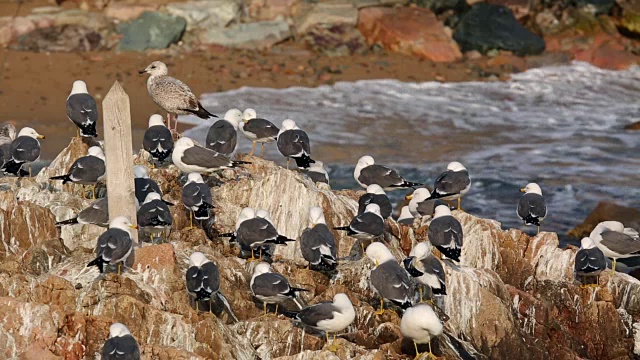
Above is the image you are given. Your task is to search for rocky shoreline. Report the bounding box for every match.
[1,137,640,359]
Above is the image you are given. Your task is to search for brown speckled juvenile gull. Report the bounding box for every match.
[139,61,216,132]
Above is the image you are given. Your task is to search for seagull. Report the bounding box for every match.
[66,80,98,138]
[574,237,606,287]
[403,242,447,302]
[334,204,384,247]
[172,137,249,174]
[56,197,110,228]
[143,114,174,165]
[400,304,443,359]
[1,127,44,177]
[354,155,422,191]
[277,119,315,169]
[590,221,640,274]
[250,262,308,315]
[87,216,137,274]
[133,165,162,205]
[397,206,415,226]
[206,108,242,157]
[49,145,106,199]
[429,204,463,262]
[366,242,415,315]
[182,172,214,229]
[186,252,238,321]
[240,108,279,157]
[139,61,216,133]
[357,184,392,219]
[406,188,446,219]
[427,161,471,210]
[101,323,140,360]
[0,122,16,169]
[305,161,329,184]
[300,206,338,272]
[517,182,547,234]
[282,293,356,352]
[137,192,172,242]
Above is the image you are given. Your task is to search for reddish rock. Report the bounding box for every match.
[357,7,462,62]
[569,201,640,239]
[132,243,177,273]
[19,344,61,360]
[545,32,639,70]
[248,0,300,20]
[104,4,159,21]
[625,121,640,130]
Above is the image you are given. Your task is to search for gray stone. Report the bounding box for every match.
[117,11,187,51]
[165,0,241,30]
[294,1,359,35]
[198,19,291,49]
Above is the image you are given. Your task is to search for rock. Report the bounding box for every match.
[357,7,462,62]
[625,121,640,130]
[166,0,241,30]
[573,0,616,15]
[248,0,301,21]
[486,0,529,19]
[197,19,291,49]
[117,12,187,51]
[10,25,105,52]
[295,1,359,35]
[19,344,62,360]
[104,4,159,21]
[568,201,640,239]
[132,243,177,274]
[302,23,368,56]
[453,3,545,55]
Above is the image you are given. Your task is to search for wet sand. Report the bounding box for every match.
[0,46,517,159]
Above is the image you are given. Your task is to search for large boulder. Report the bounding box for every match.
[165,0,241,30]
[357,7,462,62]
[453,3,545,55]
[117,12,187,51]
[197,19,291,49]
[568,201,640,239]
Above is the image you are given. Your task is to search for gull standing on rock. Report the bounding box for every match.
[590,221,640,273]
[406,188,446,219]
[186,252,238,321]
[574,237,606,287]
[354,155,422,190]
[400,304,443,359]
[66,80,98,138]
[87,216,137,274]
[305,161,329,184]
[1,127,44,177]
[366,242,415,315]
[300,206,337,272]
[517,182,547,234]
[403,242,447,301]
[206,108,242,157]
[101,323,140,360]
[143,114,174,165]
[56,197,110,228]
[172,137,249,174]
[137,192,172,242]
[357,184,392,219]
[182,172,214,229]
[429,204,463,262]
[277,119,315,169]
[240,108,279,157]
[334,203,384,248]
[251,262,308,315]
[427,161,471,210]
[49,146,106,199]
[281,293,356,352]
[139,61,216,133]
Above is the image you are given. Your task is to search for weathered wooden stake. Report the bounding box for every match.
[102,81,138,241]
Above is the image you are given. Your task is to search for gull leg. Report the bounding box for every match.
[76,128,80,138]
[427,340,436,359]
[259,247,263,261]
[196,301,199,312]
[327,333,339,352]
[275,303,278,316]
[29,164,32,178]
[413,341,420,358]
[457,198,461,211]
[374,298,385,315]
[537,225,540,234]
[260,144,265,158]
[117,263,122,276]
[286,158,290,170]
[611,258,617,274]
[263,302,268,317]
[250,142,256,156]
[419,287,423,303]
[92,184,97,199]
[209,299,213,314]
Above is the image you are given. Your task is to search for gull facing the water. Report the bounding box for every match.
[182,172,214,229]
[403,242,447,301]
[206,108,242,157]
[357,184,392,219]
[429,204,463,262]
[400,304,443,359]
[66,80,98,138]
[1,127,44,177]
[517,182,547,234]
[574,237,606,287]
[354,155,422,190]
[101,323,140,360]
[143,114,174,165]
[300,206,337,272]
[139,61,216,132]
[87,216,137,274]
[427,161,471,210]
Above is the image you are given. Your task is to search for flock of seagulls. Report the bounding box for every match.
[0,59,636,359]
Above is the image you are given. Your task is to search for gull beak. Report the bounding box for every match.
[375,259,379,266]
[519,188,526,193]
[405,194,413,201]
[311,222,316,228]
[37,135,45,139]
[138,69,146,75]
[130,224,138,229]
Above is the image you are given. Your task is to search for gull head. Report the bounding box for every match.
[281,119,299,130]
[175,137,196,149]
[580,237,597,250]
[237,207,256,224]
[87,146,105,159]
[133,165,149,179]
[70,80,88,96]
[357,155,375,168]
[447,161,467,172]
[243,108,257,121]
[333,293,354,309]
[224,108,243,129]
[143,192,162,204]
[253,262,272,276]
[308,206,326,226]
[110,216,137,231]
[186,172,204,184]
[364,203,382,217]
[520,182,542,195]
[366,242,394,266]
[148,114,166,128]
[109,323,132,338]
[18,127,44,139]
[139,61,168,76]
[409,242,432,259]
[366,184,385,195]
[309,161,325,172]
[189,251,210,267]
[433,204,452,218]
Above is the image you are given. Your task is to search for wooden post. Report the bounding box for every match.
[102,81,138,241]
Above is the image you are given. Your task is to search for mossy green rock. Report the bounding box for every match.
[117,11,187,51]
